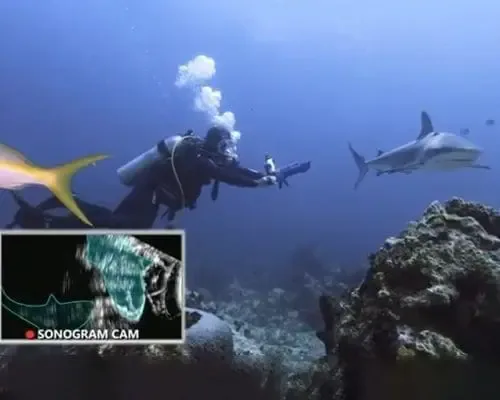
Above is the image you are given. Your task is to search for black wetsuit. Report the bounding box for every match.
[146,135,265,221]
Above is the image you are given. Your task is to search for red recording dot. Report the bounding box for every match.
[25,329,36,340]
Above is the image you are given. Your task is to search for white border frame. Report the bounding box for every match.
[0,229,186,345]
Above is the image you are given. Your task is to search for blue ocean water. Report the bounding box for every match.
[0,0,499,284]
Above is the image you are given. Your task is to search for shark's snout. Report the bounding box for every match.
[470,146,482,154]
[461,146,482,159]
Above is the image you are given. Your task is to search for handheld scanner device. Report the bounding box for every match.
[275,161,311,189]
[279,161,311,178]
[264,154,277,175]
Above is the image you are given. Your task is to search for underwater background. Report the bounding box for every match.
[0,0,499,283]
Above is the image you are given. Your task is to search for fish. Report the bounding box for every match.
[485,119,495,126]
[348,111,489,189]
[0,143,109,225]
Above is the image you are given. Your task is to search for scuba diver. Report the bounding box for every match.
[6,126,277,229]
[116,126,277,222]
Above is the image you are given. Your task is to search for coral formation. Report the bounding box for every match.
[318,198,500,400]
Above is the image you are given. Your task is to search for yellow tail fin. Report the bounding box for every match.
[44,154,109,226]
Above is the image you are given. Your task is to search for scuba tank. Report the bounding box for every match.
[117,136,183,186]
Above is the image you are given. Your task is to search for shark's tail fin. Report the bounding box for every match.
[348,143,369,189]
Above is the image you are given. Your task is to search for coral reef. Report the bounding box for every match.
[317,198,500,400]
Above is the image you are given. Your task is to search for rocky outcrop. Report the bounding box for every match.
[317,198,500,400]
[184,308,234,362]
[187,285,324,376]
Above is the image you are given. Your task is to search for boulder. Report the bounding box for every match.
[318,198,500,400]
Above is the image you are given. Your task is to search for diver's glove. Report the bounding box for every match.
[256,175,277,187]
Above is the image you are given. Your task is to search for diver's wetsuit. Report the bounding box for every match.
[146,135,266,221]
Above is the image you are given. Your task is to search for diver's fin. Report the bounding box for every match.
[42,154,109,226]
[417,111,434,140]
[160,208,177,221]
[35,195,66,211]
[376,149,384,156]
[348,143,369,190]
[211,180,220,201]
[9,190,31,209]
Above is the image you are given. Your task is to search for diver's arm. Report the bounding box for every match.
[199,157,271,187]
[231,163,266,180]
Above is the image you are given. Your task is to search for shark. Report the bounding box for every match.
[348,111,490,189]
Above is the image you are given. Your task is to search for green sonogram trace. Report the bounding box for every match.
[78,234,153,322]
[1,290,93,330]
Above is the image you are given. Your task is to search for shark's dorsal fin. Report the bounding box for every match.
[417,111,434,140]
[376,149,384,156]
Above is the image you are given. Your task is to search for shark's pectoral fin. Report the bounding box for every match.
[469,164,491,170]
[382,165,420,175]
[376,171,384,176]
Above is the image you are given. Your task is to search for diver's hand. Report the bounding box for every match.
[256,175,277,187]
[277,177,289,189]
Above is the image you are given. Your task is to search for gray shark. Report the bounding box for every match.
[349,111,490,189]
